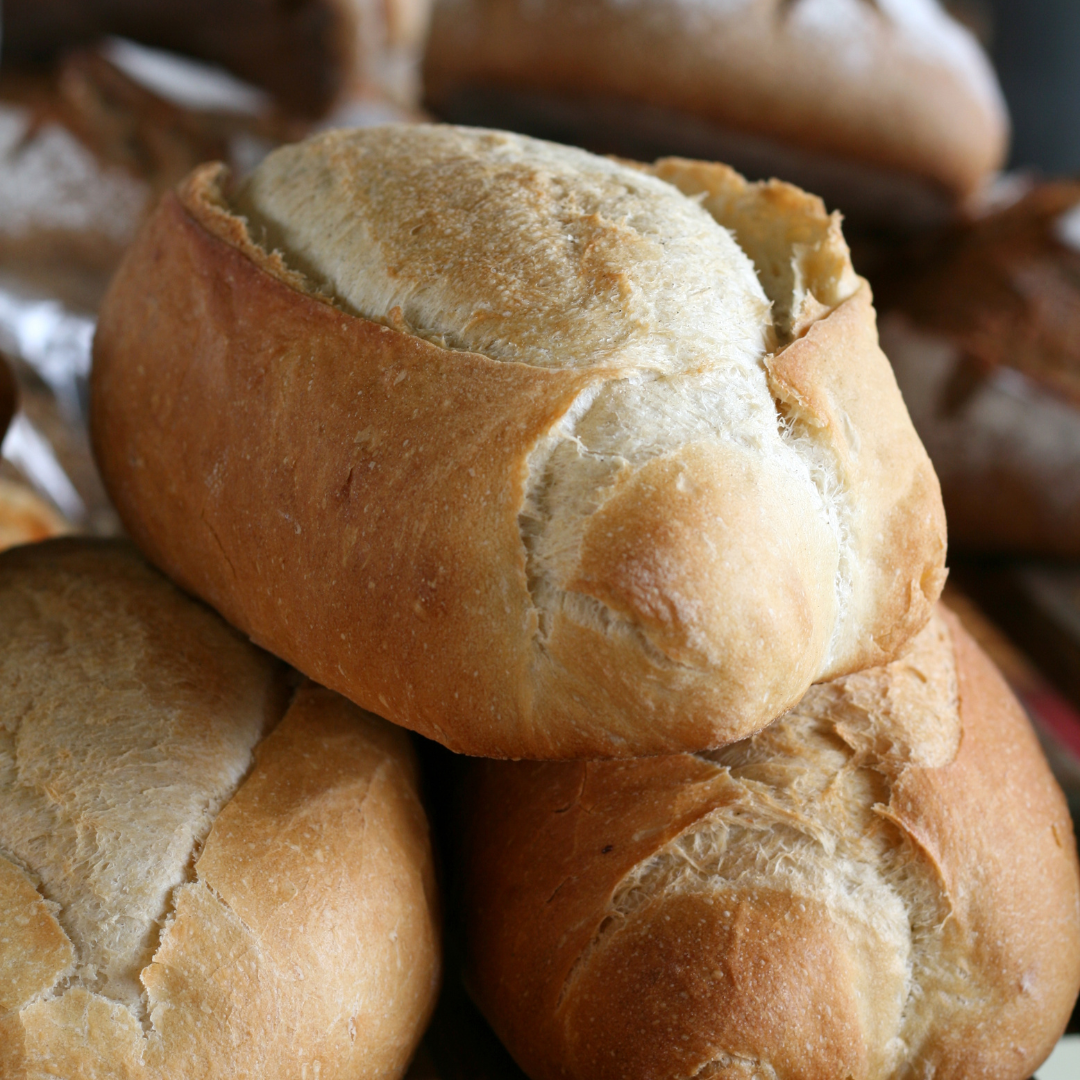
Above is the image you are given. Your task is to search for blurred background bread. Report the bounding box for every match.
[0,539,440,1079]
[461,607,1080,1080]
[423,0,1008,230]
[878,180,1080,557]
[2,0,433,118]
[91,125,945,759]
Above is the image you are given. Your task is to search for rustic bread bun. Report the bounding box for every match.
[423,0,1008,229]
[462,607,1080,1080]
[0,478,71,551]
[0,539,440,1079]
[3,0,432,116]
[91,124,946,759]
[879,181,1080,556]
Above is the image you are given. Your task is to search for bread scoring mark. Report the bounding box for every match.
[554,614,961,1069]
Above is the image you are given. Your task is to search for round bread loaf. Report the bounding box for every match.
[91,124,946,759]
[0,539,440,1080]
[0,352,15,441]
[879,181,1080,557]
[462,607,1080,1080]
[423,0,1008,229]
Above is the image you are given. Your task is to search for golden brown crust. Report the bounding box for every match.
[0,539,440,1079]
[462,610,1080,1080]
[423,0,1007,205]
[91,142,945,759]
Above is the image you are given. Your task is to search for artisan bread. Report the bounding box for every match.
[91,124,946,759]
[0,539,440,1080]
[3,0,432,116]
[462,607,1080,1080]
[879,181,1080,556]
[423,0,1008,228]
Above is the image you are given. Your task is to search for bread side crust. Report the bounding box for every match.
[424,0,1007,201]
[463,610,1080,1079]
[92,158,945,757]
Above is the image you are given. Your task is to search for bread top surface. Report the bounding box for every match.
[91,125,945,758]
[0,539,440,1079]
[0,538,284,1015]
[423,0,1008,203]
[463,608,1080,1079]
[235,125,773,372]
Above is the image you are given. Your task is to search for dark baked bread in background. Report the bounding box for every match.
[0,539,441,1079]
[461,608,1080,1080]
[2,0,432,117]
[878,180,1080,556]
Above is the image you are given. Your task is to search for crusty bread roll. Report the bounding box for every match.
[0,539,440,1079]
[0,478,71,551]
[462,608,1080,1080]
[879,181,1080,556]
[423,0,1008,229]
[3,0,432,116]
[91,125,946,759]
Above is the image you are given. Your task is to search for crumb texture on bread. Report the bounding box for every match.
[0,540,440,1079]
[92,125,945,758]
[463,609,1080,1079]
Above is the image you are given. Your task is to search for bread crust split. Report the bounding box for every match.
[462,608,1080,1080]
[91,125,945,759]
[423,0,1008,216]
[0,539,440,1080]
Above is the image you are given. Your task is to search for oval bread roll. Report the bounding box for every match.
[91,124,946,758]
[423,0,1008,227]
[0,539,440,1080]
[462,608,1080,1080]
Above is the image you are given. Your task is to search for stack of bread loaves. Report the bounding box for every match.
[47,122,1079,1074]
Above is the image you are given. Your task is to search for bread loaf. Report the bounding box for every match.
[462,607,1080,1080]
[91,124,946,758]
[0,539,440,1079]
[879,181,1080,556]
[423,0,1008,228]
